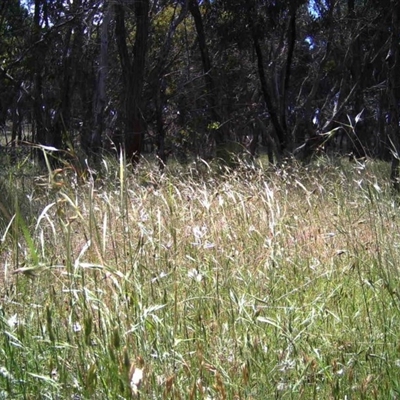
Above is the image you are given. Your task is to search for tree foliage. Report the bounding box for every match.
[0,0,399,171]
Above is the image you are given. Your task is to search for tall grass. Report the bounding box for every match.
[1,155,400,399]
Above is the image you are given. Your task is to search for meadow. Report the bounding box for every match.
[1,154,400,399]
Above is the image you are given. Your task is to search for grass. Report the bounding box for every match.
[1,154,400,399]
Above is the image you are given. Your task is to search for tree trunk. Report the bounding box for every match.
[32,0,46,150]
[115,0,149,164]
[155,81,167,169]
[280,2,297,136]
[92,3,112,156]
[188,0,226,151]
[246,0,287,154]
[147,1,188,168]
[388,5,400,189]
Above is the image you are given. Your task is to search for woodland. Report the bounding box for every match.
[3,2,400,398]
[0,0,399,174]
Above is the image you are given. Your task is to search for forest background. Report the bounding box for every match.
[2,1,400,399]
[0,0,399,173]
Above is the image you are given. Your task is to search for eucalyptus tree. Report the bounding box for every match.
[91,1,112,156]
[209,0,310,158]
[385,1,400,187]
[304,0,399,161]
[0,0,30,143]
[188,0,228,157]
[22,0,102,161]
[1,0,399,175]
[112,0,149,163]
[144,0,188,166]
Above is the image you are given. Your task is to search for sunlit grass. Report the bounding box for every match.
[1,155,400,398]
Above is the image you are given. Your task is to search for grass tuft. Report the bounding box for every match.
[1,155,400,398]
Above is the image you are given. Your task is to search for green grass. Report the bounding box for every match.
[1,155,400,399]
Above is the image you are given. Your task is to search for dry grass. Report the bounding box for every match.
[1,155,400,399]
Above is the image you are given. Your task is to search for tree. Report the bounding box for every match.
[146,1,188,167]
[91,2,112,157]
[0,0,29,143]
[114,0,149,163]
[387,1,400,188]
[188,0,228,159]
[0,0,399,175]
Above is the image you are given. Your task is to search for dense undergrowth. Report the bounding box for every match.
[1,155,400,399]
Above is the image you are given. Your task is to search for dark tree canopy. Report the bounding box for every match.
[0,0,399,174]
